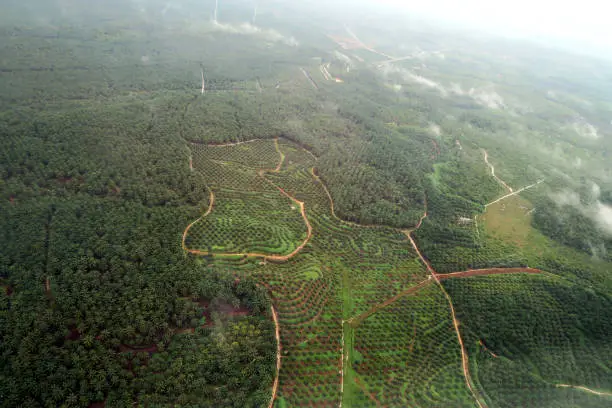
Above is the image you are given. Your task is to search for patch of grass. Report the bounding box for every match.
[482,195,534,247]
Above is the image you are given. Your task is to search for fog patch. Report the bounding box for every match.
[407,72,448,96]
[472,90,505,109]
[401,47,445,61]
[595,202,612,234]
[451,83,505,109]
[588,240,608,259]
[429,123,441,137]
[380,67,504,109]
[553,190,582,207]
[572,119,599,140]
[212,22,298,46]
[553,185,612,236]
[333,51,354,67]
[574,157,583,168]
[380,65,448,96]
[550,167,573,182]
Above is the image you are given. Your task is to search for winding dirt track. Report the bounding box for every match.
[555,384,612,397]
[402,216,486,408]
[404,231,435,275]
[482,149,513,193]
[482,148,545,208]
[436,268,543,280]
[437,282,485,408]
[183,138,563,408]
[269,306,282,408]
[347,279,432,327]
[343,25,396,60]
[205,138,266,147]
[310,168,387,229]
[485,180,545,208]
[182,189,215,252]
[182,138,313,262]
[479,340,498,358]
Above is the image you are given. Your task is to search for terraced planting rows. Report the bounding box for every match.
[181,138,609,408]
[349,284,475,407]
[183,138,441,406]
[184,139,309,259]
[185,189,307,255]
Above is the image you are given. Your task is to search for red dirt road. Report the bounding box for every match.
[482,149,513,193]
[183,138,313,262]
[348,279,432,327]
[441,285,485,408]
[180,138,557,408]
[182,189,215,252]
[269,305,281,408]
[434,266,543,408]
[479,339,498,358]
[436,268,543,280]
[119,344,158,353]
[403,231,436,275]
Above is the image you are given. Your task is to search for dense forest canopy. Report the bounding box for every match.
[1,0,611,407]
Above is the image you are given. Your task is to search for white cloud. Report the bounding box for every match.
[211,22,299,46]
[552,190,582,207]
[450,83,505,109]
[553,186,612,236]
[574,157,583,168]
[572,120,599,140]
[380,66,505,109]
[334,51,354,67]
[429,123,441,136]
[379,65,448,96]
[372,0,612,51]
[594,202,612,234]
[407,73,448,96]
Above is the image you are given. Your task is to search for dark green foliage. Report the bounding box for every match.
[136,316,275,407]
[414,174,523,272]
[2,2,612,408]
[532,195,612,261]
[444,274,612,407]
[0,67,275,407]
[1,256,275,407]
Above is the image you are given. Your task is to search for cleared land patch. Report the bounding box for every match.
[183,138,443,407]
[182,138,609,408]
[184,139,309,259]
[482,194,534,247]
[349,284,476,407]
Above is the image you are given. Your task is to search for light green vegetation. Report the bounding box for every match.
[191,139,436,406]
[2,1,612,407]
[482,195,534,247]
[350,284,474,407]
[185,140,308,256]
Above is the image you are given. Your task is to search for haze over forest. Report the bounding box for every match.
[0,1,611,407]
